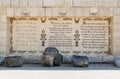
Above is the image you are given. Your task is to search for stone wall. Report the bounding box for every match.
[0,0,120,63]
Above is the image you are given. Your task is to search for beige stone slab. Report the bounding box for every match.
[0,31,7,37]
[45,8,59,16]
[57,7,67,16]
[20,0,28,7]
[0,22,7,30]
[7,8,14,17]
[0,45,6,53]
[0,0,2,6]
[28,0,42,7]
[65,0,73,6]
[90,7,98,14]
[1,15,7,23]
[74,8,82,16]
[29,7,38,16]
[103,0,118,7]
[2,0,10,6]
[38,7,45,16]
[0,7,7,15]
[56,0,64,6]
[14,7,22,16]
[94,0,103,6]
[66,7,74,16]
[113,15,120,23]
[114,8,120,15]
[45,8,53,16]
[81,8,90,16]
[98,7,113,16]
[113,23,120,31]
[11,0,19,6]
[43,0,56,7]
[73,0,94,6]
[119,0,120,6]
[21,7,29,16]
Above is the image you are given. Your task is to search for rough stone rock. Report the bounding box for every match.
[114,57,120,67]
[43,47,59,56]
[42,47,63,66]
[0,58,4,66]
[72,55,89,67]
[42,55,54,67]
[62,55,72,64]
[4,56,24,67]
[53,53,63,66]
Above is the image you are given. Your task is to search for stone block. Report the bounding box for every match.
[0,0,2,6]
[43,47,59,56]
[42,55,54,67]
[2,0,10,6]
[20,0,28,7]
[74,8,82,16]
[38,7,45,16]
[103,0,117,7]
[0,58,4,66]
[56,0,64,6]
[42,47,63,66]
[94,0,103,6]
[73,0,94,7]
[43,0,55,7]
[66,7,74,16]
[11,0,19,6]
[114,8,120,15]
[4,56,24,67]
[7,8,14,17]
[62,55,72,64]
[29,0,42,6]
[65,0,73,6]
[29,7,38,16]
[81,8,90,16]
[72,55,89,67]
[14,7,22,16]
[54,53,63,66]
[22,54,43,64]
[45,8,53,16]
[98,7,113,16]
[0,31,7,37]
[114,56,120,67]
[0,45,6,53]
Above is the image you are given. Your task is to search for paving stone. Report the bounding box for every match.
[72,55,89,67]
[4,56,24,67]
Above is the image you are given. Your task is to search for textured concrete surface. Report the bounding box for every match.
[0,63,120,70]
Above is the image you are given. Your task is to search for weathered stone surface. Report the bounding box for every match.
[42,47,63,66]
[0,58,4,66]
[42,55,54,67]
[54,53,63,66]
[4,56,24,67]
[114,57,120,67]
[43,47,59,56]
[72,55,89,67]
[62,55,72,64]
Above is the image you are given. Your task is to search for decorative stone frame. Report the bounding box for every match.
[7,16,113,54]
